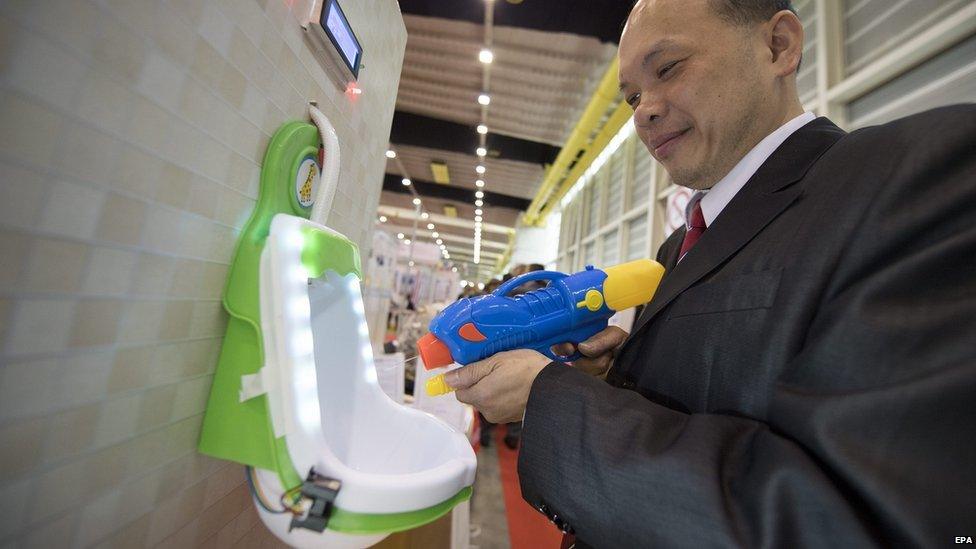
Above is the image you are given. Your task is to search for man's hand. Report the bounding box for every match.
[446,349,552,423]
[552,326,629,377]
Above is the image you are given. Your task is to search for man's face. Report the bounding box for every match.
[619,0,772,189]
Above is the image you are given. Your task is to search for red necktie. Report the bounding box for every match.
[678,198,707,259]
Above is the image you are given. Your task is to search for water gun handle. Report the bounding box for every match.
[492,270,567,296]
[533,319,608,363]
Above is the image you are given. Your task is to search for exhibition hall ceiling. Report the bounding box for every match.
[379,0,630,274]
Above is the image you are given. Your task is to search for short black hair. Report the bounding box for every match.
[709,0,796,25]
[710,1,801,72]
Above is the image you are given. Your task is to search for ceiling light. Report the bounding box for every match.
[452,267,458,272]
[436,239,443,245]
[474,258,480,264]
[401,178,411,186]
[476,124,488,135]
[479,48,494,64]
[404,239,411,244]
[477,282,485,290]
[421,212,429,219]
[476,147,487,157]
[412,198,421,205]
[475,191,484,198]
[385,150,396,159]
[432,231,439,238]
[475,180,485,188]
[408,260,415,267]
[475,199,483,207]
[475,209,483,216]
[427,223,435,230]
[397,233,404,239]
[475,215,482,222]
[478,93,491,106]
[475,165,486,174]
[379,215,387,222]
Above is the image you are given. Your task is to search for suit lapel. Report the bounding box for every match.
[628,118,846,338]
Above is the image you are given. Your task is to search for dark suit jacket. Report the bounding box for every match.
[518,106,976,548]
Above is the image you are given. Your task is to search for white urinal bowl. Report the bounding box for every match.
[246,214,476,547]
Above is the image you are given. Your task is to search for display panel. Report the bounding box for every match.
[320,0,362,78]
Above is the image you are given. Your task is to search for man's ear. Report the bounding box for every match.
[767,9,803,77]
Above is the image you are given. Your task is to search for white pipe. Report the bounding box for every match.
[308,105,341,225]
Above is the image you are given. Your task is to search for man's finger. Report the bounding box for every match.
[551,342,577,356]
[577,326,629,357]
[445,358,497,390]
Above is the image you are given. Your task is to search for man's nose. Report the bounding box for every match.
[634,94,665,127]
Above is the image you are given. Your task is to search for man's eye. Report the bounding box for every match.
[626,93,641,108]
[658,61,679,78]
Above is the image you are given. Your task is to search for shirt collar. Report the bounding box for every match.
[693,112,816,228]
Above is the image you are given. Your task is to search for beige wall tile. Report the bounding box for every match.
[0,92,66,168]
[38,180,105,239]
[137,383,177,432]
[56,121,121,187]
[83,442,132,496]
[21,509,77,549]
[0,416,46,483]
[0,357,57,420]
[42,403,99,463]
[74,488,123,547]
[159,300,193,340]
[147,479,207,546]
[4,299,76,355]
[185,174,221,219]
[95,193,147,246]
[136,51,187,111]
[170,375,212,421]
[0,478,32,539]
[22,237,89,293]
[107,344,155,394]
[53,349,113,409]
[30,458,88,518]
[110,144,164,198]
[118,300,166,343]
[82,247,140,295]
[189,300,226,338]
[77,70,136,135]
[0,164,47,231]
[71,298,124,347]
[92,513,150,549]
[90,15,147,84]
[0,298,9,345]
[0,230,31,291]
[155,163,192,209]
[92,393,143,447]
[130,252,176,296]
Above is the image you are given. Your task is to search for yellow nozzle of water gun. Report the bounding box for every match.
[425,373,455,396]
[602,259,666,311]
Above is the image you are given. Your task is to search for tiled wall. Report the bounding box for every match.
[0,0,406,547]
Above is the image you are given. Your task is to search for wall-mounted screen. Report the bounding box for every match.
[320,0,362,79]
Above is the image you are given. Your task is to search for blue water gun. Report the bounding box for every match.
[420,259,665,395]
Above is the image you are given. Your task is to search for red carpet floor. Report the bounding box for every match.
[494,427,564,549]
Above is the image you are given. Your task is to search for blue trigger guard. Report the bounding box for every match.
[541,344,583,363]
[536,321,608,363]
[493,270,567,297]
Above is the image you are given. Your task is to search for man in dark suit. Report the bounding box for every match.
[446,0,976,546]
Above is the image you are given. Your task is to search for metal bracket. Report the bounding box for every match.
[288,469,342,533]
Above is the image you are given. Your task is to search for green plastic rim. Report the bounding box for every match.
[327,487,472,534]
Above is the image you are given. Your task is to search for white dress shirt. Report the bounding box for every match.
[686,112,816,229]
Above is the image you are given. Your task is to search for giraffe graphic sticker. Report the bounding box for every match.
[295,155,319,208]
